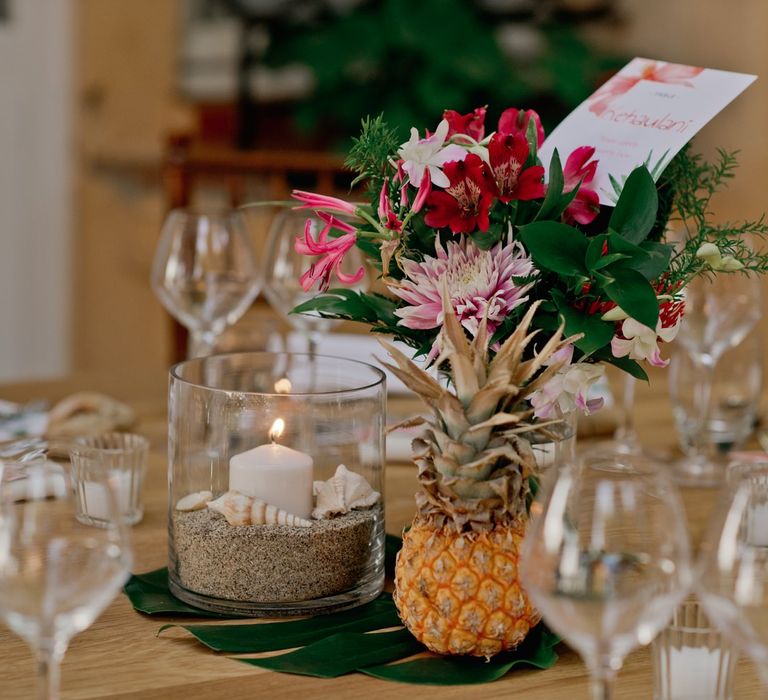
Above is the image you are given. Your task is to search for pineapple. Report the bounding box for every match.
[381,296,570,658]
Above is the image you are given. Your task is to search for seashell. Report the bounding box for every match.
[250,499,312,527]
[207,491,253,526]
[175,490,213,512]
[312,464,380,519]
[207,491,312,527]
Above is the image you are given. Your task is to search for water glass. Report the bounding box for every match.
[520,452,692,700]
[70,433,149,527]
[670,328,762,461]
[652,598,737,700]
[0,460,132,699]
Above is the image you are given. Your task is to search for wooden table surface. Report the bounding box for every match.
[0,371,763,699]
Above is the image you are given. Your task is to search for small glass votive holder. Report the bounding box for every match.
[651,598,737,700]
[69,432,149,527]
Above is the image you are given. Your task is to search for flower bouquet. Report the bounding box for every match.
[289,105,768,658]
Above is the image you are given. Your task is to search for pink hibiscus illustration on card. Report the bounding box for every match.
[588,60,705,116]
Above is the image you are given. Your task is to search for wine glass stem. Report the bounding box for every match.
[690,358,715,461]
[589,659,617,700]
[188,329,215,359]
[613,375,638,453]
[36,642,64,700]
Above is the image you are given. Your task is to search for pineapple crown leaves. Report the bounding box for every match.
[379,289,580,461]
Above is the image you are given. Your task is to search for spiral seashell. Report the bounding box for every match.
[312,464,380,519]
[207,491,312,527]
[250,499,312,527]
[175,490,213,512]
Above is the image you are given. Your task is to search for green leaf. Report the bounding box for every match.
[160,596,402,653]
[608,166,658,244]
[238,629,423,678]
[123,568,237,618]
[636,241,674,281]
[473,221,505,251]
[534,149,564,222]
[597,267,659,328]
[605,355,649,381]
[361,624,560,685]
[519,221,589,277]
[552,290,615,355]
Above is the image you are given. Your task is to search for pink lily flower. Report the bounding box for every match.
[292,191,358,217]
[295,215,365,292]
[378,178,403,232]
[562,146,600,225]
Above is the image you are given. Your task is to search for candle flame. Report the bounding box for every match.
[269,418,285,443]
[274,377,292,394]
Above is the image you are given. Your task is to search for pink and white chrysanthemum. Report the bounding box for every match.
[390,232,535,356]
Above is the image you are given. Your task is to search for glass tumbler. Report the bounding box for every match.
[652,598,737,700]
[70,433,149,527]
[168,352,386,617]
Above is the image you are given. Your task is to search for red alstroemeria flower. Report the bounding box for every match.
[295,214,365,292]
[443,107,487,141]
[423,154,497,234]
[497,108,545,147]
[562,146,600,225]
[488,132,545,203]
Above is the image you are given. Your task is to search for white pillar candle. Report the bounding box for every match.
[229,418,314,519]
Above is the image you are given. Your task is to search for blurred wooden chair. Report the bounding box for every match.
[161,134,351,362]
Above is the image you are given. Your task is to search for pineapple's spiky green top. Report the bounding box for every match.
[381,290,574,532]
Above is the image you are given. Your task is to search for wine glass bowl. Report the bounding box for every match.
[676,273,762,368]
[672,273,762,485]
[151,208,262,357]
[263,207,367,352]
[0,461,132,699]
[521,453,692,698]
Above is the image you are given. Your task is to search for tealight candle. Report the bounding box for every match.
[229,418,314,519]
[82,471,132,521]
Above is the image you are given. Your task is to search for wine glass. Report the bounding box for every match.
[673,273,762,485]
[263,207,367,357]
[0,460,132,699]
[698,461,768,689]
[520,453,692,699]
[151,208,262,358]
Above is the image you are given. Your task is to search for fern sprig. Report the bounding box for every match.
[345,114,401,196]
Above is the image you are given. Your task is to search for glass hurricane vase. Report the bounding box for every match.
[167,351,386,617]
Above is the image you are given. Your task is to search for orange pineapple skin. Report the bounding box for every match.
[393,518,541,658]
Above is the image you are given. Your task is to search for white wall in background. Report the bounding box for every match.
[0,0,73,381]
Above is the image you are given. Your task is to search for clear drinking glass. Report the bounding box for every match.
[651,598,737,700]
[151,208,262,358]
[263,207,367,356]
[670,328,762,464]
[698,461,768,688]
[673,273,762,485]
[520,453,692,700]
[70,433,149,527]
[0,461,132,699]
